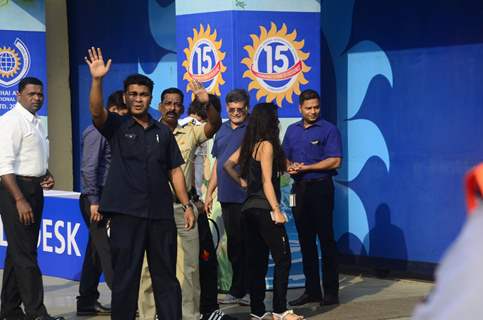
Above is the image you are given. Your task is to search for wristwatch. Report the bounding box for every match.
[182,202,193,211]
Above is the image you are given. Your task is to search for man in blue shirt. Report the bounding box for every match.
[282,89,342,307]
[205,89,249,305]
[77,90,127,315]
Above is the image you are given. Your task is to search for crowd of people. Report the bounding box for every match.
[0,47,343,320]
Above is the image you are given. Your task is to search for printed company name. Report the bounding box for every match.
[0,217,81,256]
[0,89,16,111]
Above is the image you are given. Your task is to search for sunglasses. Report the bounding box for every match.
[227,107,247,114]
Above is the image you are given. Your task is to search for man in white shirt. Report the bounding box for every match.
[0,77,64,320]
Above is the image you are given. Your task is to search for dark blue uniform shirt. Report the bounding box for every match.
[282,118,342,182]
[211,120,247,203]
[97,112,184,220]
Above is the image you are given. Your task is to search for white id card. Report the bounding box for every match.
[289,194,296,207]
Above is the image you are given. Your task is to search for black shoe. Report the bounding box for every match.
[0,312,26,320]
[76,301,111,316]
[0,316,24,320]
[0,314,27,320]
[33,316,65,320]
[200,309,238,320]
[288,293,321,306]
[321,294,339,306]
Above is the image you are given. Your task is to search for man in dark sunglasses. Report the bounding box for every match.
[205,89,250,306]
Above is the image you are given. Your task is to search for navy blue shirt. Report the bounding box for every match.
[97,112,184,220]
[282,118,342,182]
[80,125,111,205]
[211,120,247,203]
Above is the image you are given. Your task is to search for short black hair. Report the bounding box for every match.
[188,100,207,120]
[107,90,127,110]
[225,89,249,108]
[18,77,43,92]
[161,87,184,104]
[299,89,320,105]
[123,74,154,94]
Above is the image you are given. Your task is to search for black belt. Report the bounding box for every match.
[295,176,330,185]
[16,175,42,183]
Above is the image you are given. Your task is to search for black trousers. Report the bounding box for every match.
[77,194,113,307]
[109,213,181,320]
[220,202,246,297]
[198,212,219,314]
[0,179,48,319]
[243,208,291,316]
[292,178,339,298]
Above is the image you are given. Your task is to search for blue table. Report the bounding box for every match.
[0,189,306,288]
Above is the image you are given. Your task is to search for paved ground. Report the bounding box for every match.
[2,271,432,320]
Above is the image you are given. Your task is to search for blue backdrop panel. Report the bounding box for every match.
[322,0,483,264]
[68,0,177,191]
[0,195,88,280]
[66,0,483,275]
[176,10,320,118]
[234,11,320,118]
[177,7,320,288]
[176,11,234,115]
[0,31,47,116]
[0,0,46,116]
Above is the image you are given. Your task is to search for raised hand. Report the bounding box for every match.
[189,80,209,105]
[85,47,112,79]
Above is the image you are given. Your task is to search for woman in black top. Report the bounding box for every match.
[224,103,303,320]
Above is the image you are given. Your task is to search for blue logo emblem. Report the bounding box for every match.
[0,38,31,87]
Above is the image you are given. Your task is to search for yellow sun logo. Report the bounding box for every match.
[241,22,311,106]
[182,24,227,97]
[0,47,21,78]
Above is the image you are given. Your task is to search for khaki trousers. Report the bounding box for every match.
[138,205,200,320]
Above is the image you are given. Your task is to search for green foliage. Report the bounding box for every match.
[280,173,293,187]
[234,0,246,9]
